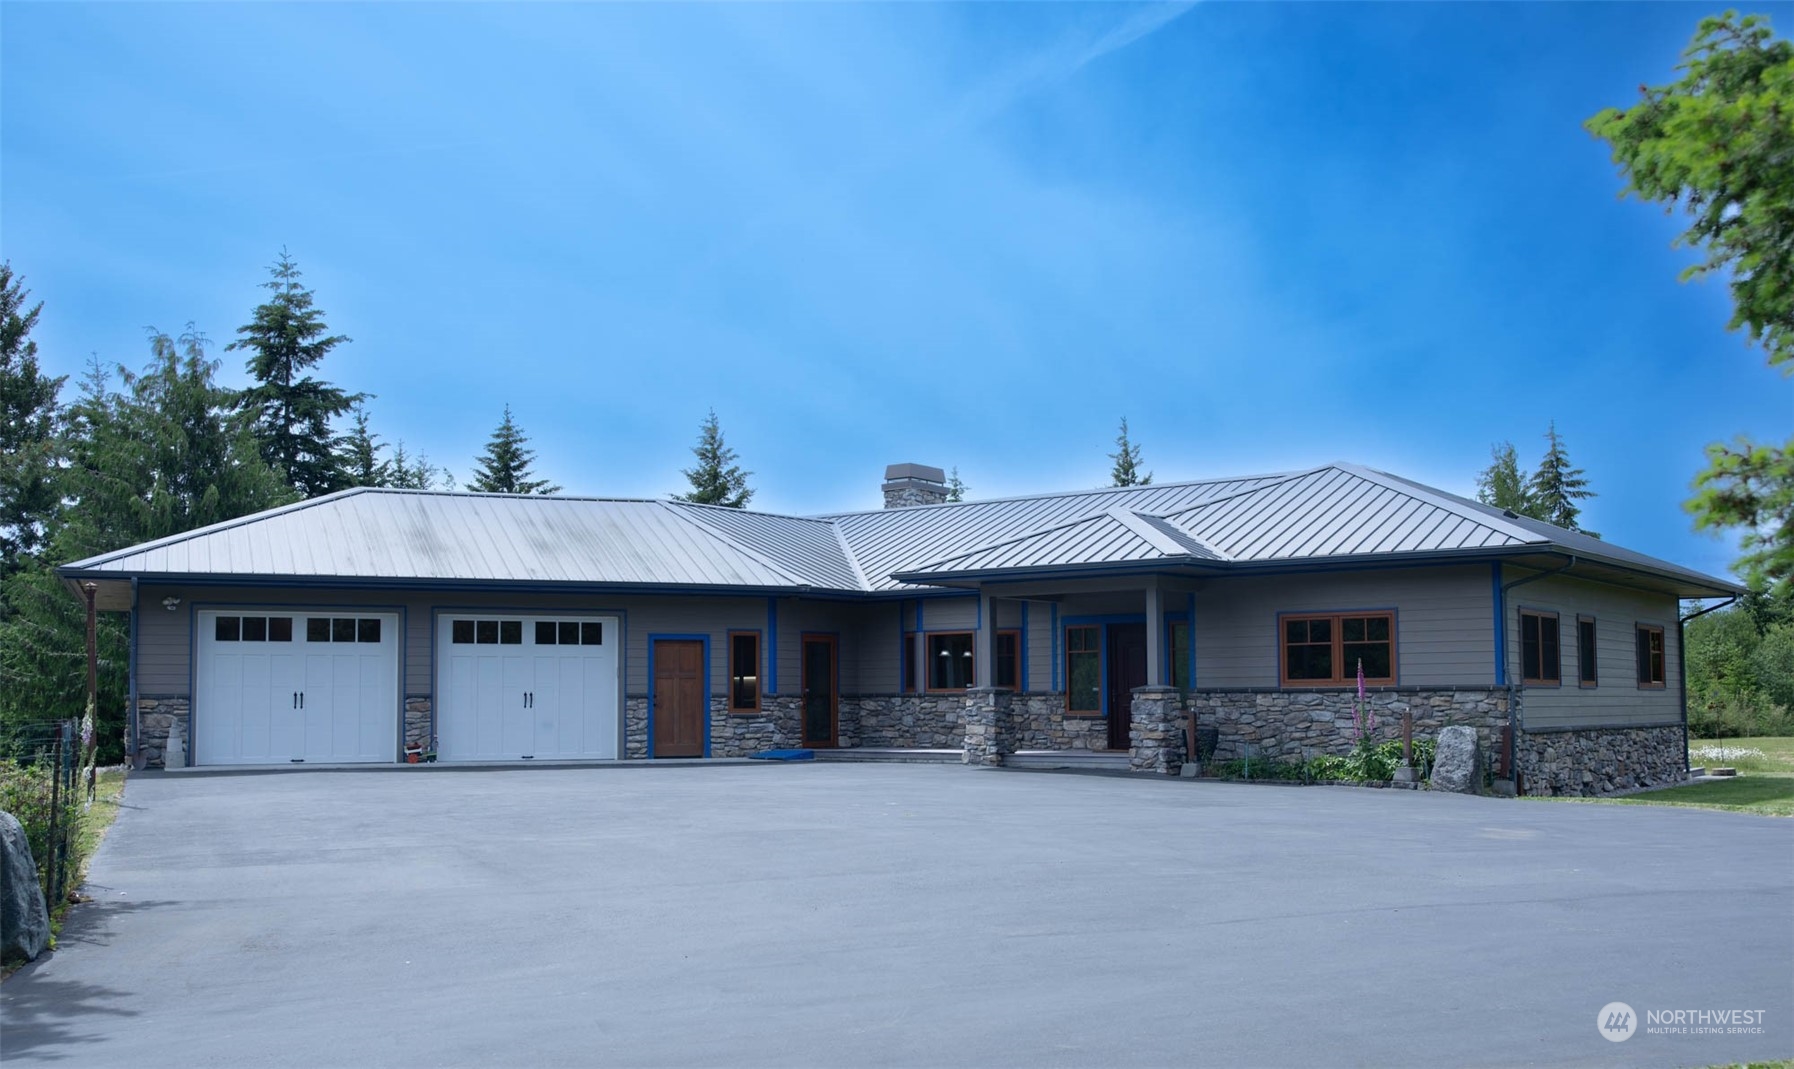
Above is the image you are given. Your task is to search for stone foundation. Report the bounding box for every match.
[709,696,801,758]
[1010,694,1111,751]
[404,697,432,748]
[844,694,966,749]
[134,696,189,768]
[624,696,649,759]
[1184,687,1511,774]
[1515,724,1686,797]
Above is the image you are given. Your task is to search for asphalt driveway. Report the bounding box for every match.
[3,764,1789,1068]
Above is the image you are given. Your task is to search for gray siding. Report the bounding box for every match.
[1193,565,1495,688]
[1504,571,1682,730]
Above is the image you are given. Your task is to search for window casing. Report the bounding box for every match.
[1520,610,1560,685]
[1280,612,1395,687]
[729,631,761,712]
[1636,625,1666,688]
[1065,625,1101,713]
[908,629,1019,692]
[1577,617,1598,687]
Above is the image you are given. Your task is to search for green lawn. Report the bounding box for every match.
[1531,737,1794,817]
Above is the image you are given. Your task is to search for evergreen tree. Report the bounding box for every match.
[0,264,64,583]
[340,404,389,488]
[229,250,361,498]
[1475,442,1532,515]
[1108,417,1151,487]
[467,405,559,494]
[0,331,291,760]
[946,466,968,503]
[389,442,449,490]
[1526,422,1598,536]
[676,408,753,508]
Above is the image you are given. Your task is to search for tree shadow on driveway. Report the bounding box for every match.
[0,896,171,1062]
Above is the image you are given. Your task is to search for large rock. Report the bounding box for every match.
[1,810,51,964]
[1430,726,1484,794]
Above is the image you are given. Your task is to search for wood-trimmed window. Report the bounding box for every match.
[1065,625,1101,714]
[1636,624,1666,688]
[1577,616,1598,687]
[728,631,761,712]
[1280,612,1395,687]
[927,632,975,691]
[995,630,1020,691]
[1520,609,1560,685]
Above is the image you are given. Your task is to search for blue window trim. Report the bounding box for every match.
[1018,602,1030,695]
[1491,562,1506,685]
[765,597,778,697]
[1187,591,1199,690]
[647,632,711,759]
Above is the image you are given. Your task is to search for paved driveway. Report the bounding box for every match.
[2,764,1789,1068]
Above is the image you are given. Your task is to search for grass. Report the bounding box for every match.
[1530,737,1794,817]
[1,767,128,977]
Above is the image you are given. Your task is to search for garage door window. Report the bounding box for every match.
[533,620,604,645]
[450,618,527,645]
[214,615,293,642]
[307,617,384,643]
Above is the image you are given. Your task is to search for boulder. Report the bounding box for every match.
[1429,726,1483,794]
[1,810,51,964]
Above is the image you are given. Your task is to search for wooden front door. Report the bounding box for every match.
[800,635,837,748]
[1107,623,1148,751]
[652,639,705,758]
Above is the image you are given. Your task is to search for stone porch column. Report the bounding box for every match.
[1129,686,1183,774]
[963,687,1015,766]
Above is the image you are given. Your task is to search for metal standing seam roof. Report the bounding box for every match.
[58,462,1743,597]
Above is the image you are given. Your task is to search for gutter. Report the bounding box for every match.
[1497,556,1577,782]
[1678,596,1740,776]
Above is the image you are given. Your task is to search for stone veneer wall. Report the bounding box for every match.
[843,695,966,749]
[134,696,189,768]
[1515,725,1685,796]
[622,695,801,758]
[404,698,432,748]
[1184,687,1511,770]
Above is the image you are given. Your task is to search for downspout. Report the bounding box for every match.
[129,577,140,767]
[1498,556,1577,784]
[1678,596,1739,776]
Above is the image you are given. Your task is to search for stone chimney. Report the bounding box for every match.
[882,463,948,508]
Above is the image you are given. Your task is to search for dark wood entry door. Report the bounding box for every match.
[652,639,705,758]
[801,635,837,748]
[1107,623,1148,751]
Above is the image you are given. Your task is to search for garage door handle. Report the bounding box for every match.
[299,692,304,709]
[292,692,297,709]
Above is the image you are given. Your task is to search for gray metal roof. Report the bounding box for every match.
[60,462,1742,598]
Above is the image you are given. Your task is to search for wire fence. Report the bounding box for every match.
[0,719,84,909]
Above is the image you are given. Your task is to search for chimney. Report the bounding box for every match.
[882,463,948,508]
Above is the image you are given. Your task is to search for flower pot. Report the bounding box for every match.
[406,752,421,763]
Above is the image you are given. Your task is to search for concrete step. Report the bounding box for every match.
[1006,750,1131,772]
[812,748,964,764]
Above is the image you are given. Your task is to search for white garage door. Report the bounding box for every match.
[437,615,620,761]
[195,610,400,765]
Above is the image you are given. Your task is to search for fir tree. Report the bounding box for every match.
[229,250,361,498]
[467,405,558,494]
[1475,442,1533,515]
[676,408,753,508]
[389,442,449,490]
[1527,422,1598,536]
[1109,417,1152,487]
[0,263,63,583]
[340,404,389,488]
[946,466,968,503]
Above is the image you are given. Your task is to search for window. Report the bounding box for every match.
[927,632,975,691]
[729,632,760,712]
[449,618,522,645]
[1066,625,1100,713]
[1520,610,1560,685]
[212,616,292,643]
[1636,625,1666,688]
[995,630,1020,691]
[1577,617,1598,687]
[309,616,383,643]
[534,620,603,646]
[1168,620,1191,690]
[1281,612,1395,686]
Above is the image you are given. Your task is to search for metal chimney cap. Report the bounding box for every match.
[883,463,946,484]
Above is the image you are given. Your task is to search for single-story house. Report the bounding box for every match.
[58,462,1741,795]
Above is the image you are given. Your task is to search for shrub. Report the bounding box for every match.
[0,759,77,906]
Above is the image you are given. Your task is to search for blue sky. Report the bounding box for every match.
[2,2,1787,581]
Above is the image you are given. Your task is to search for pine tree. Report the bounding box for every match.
[1527,422,1598,536]
[676,408,753,508]
[388,442,449,490]
[0,263,64,583]
[340,404,389,488]
[1109,417,1152,487]
[229,250,361,498]
[1475,442,1532,515]
[467,405,559,494]
[946,467,968,503]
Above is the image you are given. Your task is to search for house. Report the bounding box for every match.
[57,462,1741,795]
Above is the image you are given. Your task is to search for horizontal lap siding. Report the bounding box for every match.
[1194,566,1494,688]
[1506,572,1682,730]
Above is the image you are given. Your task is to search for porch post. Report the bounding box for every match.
[976,586,996,689]
[1144,578,1164,686]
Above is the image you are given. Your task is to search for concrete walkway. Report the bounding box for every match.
[2,764,1789,1067]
